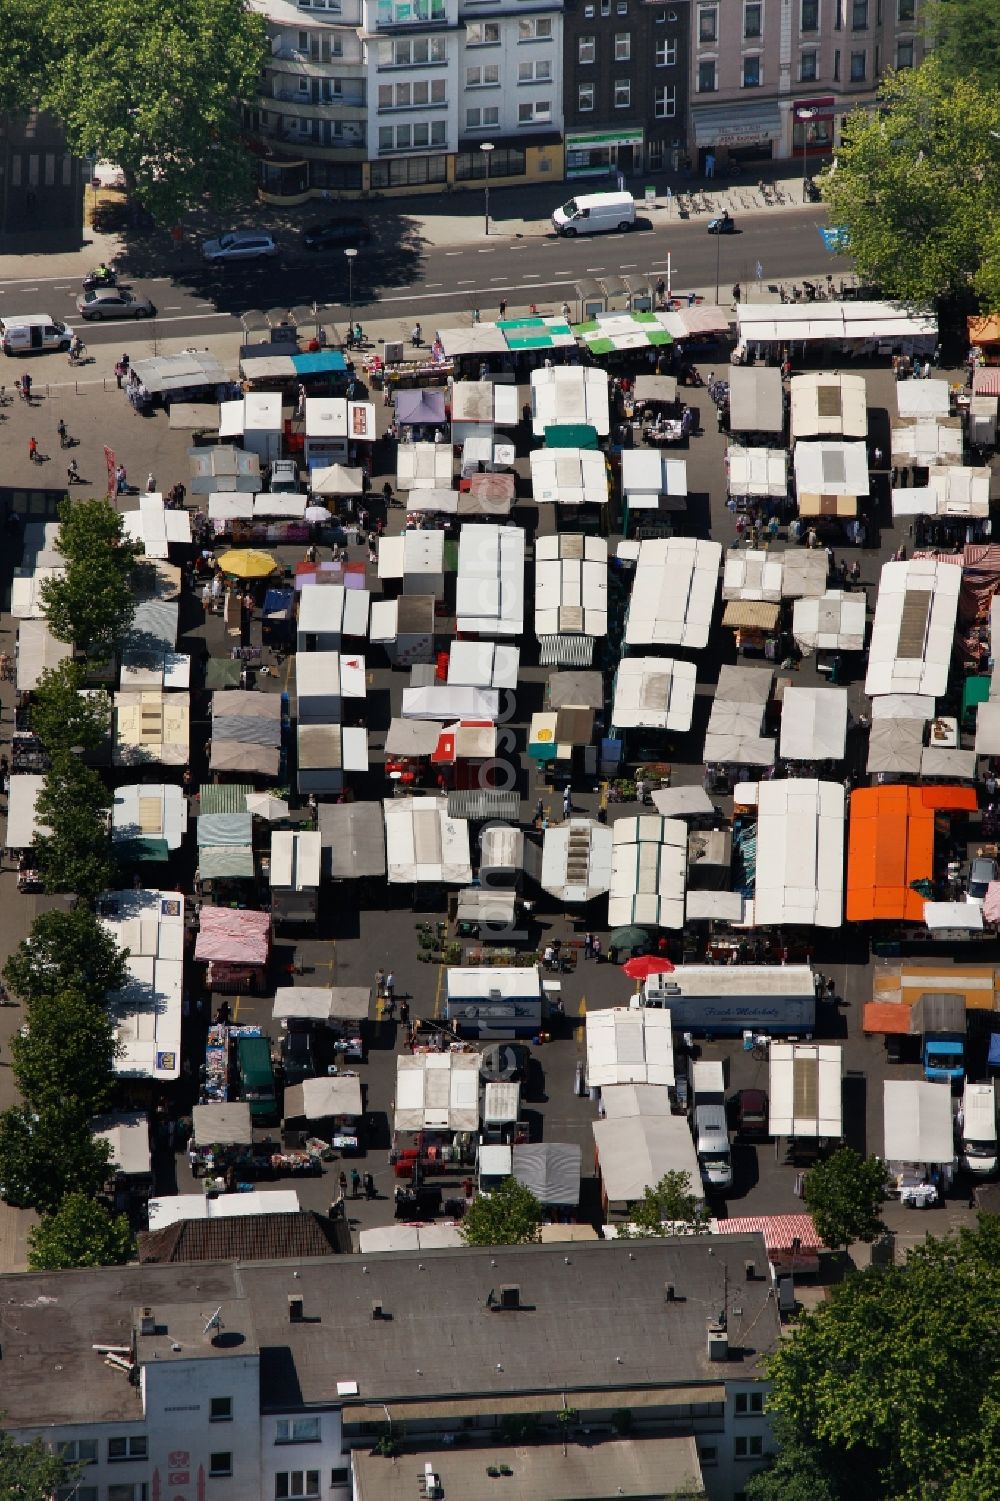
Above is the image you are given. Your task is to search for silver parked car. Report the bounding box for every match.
[75,287,156,321]
[201,230,278,263]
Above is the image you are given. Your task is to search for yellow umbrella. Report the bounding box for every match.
[216,548,279,579]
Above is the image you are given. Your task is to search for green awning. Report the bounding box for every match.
[198,784,253,815]
[199,845,256,879]
[544,424,599,449]
[118,836,170,863]
[963,676,991,716]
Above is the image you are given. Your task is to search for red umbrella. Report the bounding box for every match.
[621,955,675,980]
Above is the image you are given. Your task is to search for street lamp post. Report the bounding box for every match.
[344,247,357,343]
[480,141,495,236]
[798,108,816,202]
[714,226,722,307]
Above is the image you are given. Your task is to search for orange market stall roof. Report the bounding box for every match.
[863,1001,912,1035]
[846,784,978,922]
[968,315,1000,349]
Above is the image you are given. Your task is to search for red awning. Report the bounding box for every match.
[714,1214,823,1252]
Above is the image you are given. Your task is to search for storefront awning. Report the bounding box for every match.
[693,102,783,148]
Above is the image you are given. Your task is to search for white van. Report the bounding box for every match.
[1,315,74,356]
[692,1060,732,1190]
[552,190,636,237]
[960,1081,997,1175]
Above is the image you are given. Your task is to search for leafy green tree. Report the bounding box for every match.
[763,1217,1000,1501]
[34,752,114,900]
[29,659,110,755]
[0,1103,112,1214]
[48,496,137,567]
[40,497,139,657]
[615,1169,710,1238]
[924,0,1000,92]
[35,0,268,222]
[4,906,129,1007]
[0,1431,80,1501]
[28,1192,134,1270]
[744,1423,841,1501]
[460,1177,542,1246]
[802,1148,889,1251]
[10,989,118,1117]
[820,58,1000,306]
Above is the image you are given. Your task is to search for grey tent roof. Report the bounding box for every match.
[192,1102,253,1147]
[317,801,386,879]
[866,718,924,775]
[546,671,605,711]
[513,1142,582,1206]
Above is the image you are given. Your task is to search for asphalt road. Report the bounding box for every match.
[0,206,845,347]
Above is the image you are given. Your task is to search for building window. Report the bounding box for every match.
[699,5,718,40]
[656,37,677,63]
[108,1488,148,1501]
[578,82,595,109]
[275,1474,321,1500]
[852,0,867,24]
[379,36,446,63]
[742,54,761,84]
[800,48,818,78]
[518,16,552,37]
[469,64,499,85]
[57,1441,98,1464]
[614,31,631,58]
[578,34,595,61]
[897,0,914,15]
[614,78,631,107]
[210,1453,233,1478]
[108,1438,148,1462]
[210,1398,233,1423]
[465,21,499,43]
[600,0,611,14]
[466,104,500,127]
[275,1418,322,1444]
[744,1,762,36]
[850,47,866,77]
[801,0,819,25]
[517,99,551,123]
[57,1491,97,1501]
[896,38,913,65]
[616,0,628,12]
[833,45,840,75]
[456,146,524,178]
[517,58,551,80]
[735,1436,765,1460]
[654,84,676,116]
[735,1393,765,1415]
[698,59,717,90]
[698,1447,718,1467]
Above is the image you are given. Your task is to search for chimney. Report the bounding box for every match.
[707,1324,729,1362]
[140,1308,155,1336]
[371,1301,384,1321]
[498,1284,520,1309]
[744,1259,756,1281]
[664,1282,675,1302]
[288,1295,304,1323]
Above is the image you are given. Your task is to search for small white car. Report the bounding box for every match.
[201,231,278,264]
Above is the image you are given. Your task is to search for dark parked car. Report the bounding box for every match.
[302,217,372,251]
[707,213,737,234]
[735,1088,769,1137]
[280,1021,317,1087]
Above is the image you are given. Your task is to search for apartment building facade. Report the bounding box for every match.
[248,0,564,202]
[687,0,925,169]
[561,0,690,179]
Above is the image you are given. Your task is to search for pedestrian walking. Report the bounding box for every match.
[385,971,395,1002]
[28,436,39,463]
[732,282,741,303]
[374,967,385,996]
[411,322,422,347]
[498,298,508,320]
[592,935,602,961]
[399,998,410,1025]
[351,1168,361,1197]
[116,463,127,495]
[67,459,80,484]
[338,1171,348,1199]
[115,360,125,389]
[562,787,572,818]
[584,932,594,959]
[57,419,68,447]
[472,308,480,324]
[364,1172,376,1199]
[146,471,155,493]
[22,372,32,401]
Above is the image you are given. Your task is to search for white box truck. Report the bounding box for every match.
[691,1059,732,1190]
[552,191,636,237]
[960,1081,997,1175]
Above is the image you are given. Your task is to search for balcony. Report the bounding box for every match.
[269,86,367,113]
[373,0,449,27]
[270,47,364,76]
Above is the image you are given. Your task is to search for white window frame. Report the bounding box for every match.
[579,34,596,62]
[698,5,718,41]
[655,37,677,64]
[614,77,631,107]
[742,53,762,85]
[275,1472,322,1500]
[57,1440,98,1465]
[697,58,717,90]
[108,1437,148,1463]
[654,83,676,116]
[275,1417,322,1444]
[614,30,631,57]
[744,0,763,36]
[578,82,595,110]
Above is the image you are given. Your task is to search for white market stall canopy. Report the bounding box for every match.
[779,685,848,761]
[123,494,192,559]
[304,397,376,442]
[310,463,365,497]
[6,774,48,849]
[112,783,188,856]
[540,817,613,903]
[535,533,608,638]
[704,665,775,766]
[891,415,963,467]
[15,617,72,692]
[612,657,697,733]
[891,467,990,519]
[624,537,722,649]
[378,529,445,592]
[192,1101,253,1148]
[92,1112,152,1177]
[383,795,472,885]
[297,584,370,648]
[790,373,867,440]
[871,692,935,722]
[114,689,190,768]
[450,380,520,429]
[792,590,866,654]
[455,524,525,637]
[621,449,688,511]
[317,802,386,880]
[219,392,282,439]
[736,300,937,347]
[188,444,262,495]
[135,350,228,394]
[883,1078,954,1165]
[975,700,1000,755]
[102,889,184,1082]
[253,493,308,520]
[866,717,924,776]
[271,830,322,891]
[865,557,961,699]
[447,640,520,689]
[284,1074,363,1120]
[727,447,788,499]
[273,986,371,1024]
[586,1006,675,1088]
[737,778,845,927]
[437,324,509,358]
[651,786,715,819]
[722,548,783,603]
[148,1189,300,1229]
[397,441,453,491]
[530,366,610,437]
[530,447,608,507]
[593,1114,701,1204]
[401,684,499,721]
[296,651,367,719]
[608,814,687,929]
[208,492,255,521]
[793,440,869,498]
[728,365,783,434]
[393,1051,480,1133]
[769,1043,842,1138]
[896,380,950,419]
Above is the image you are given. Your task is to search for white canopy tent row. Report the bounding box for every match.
[734,778,845,928]
[450,380,520,442]
[393,1051,480,1135]
[455,524,525,638]
[722,548,783,603]
[377,529,446,598]
[447,641,520,690]
[396,441,454,491]
[296,585,370,652]
[865,557,961,699]
[383,796,472,886]
[535,534,608,643]
[607,814,688,929]
[593,1113,702,1208]
[792,590,867,655]
[793,440,870,519]
[585,1006,675,1089]
[778,685,849,762]
[612,657,697,733]
[122,493,192,559]
[890,415,963,470]
[896,380,951,419]
[624,537,722,649]
[530,447,608,507]
[727,447,788,500]
[295,651,366,723]
[530,365,610,437]
[735,300,937,355]
[769,1043,843,1139]
[540,817,614,903]
[789,373,868,441]
[620,450,688,512]
[891,467,991,520]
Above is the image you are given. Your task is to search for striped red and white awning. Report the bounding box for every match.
[973,367,1000,396]
[713,1214,822,1252]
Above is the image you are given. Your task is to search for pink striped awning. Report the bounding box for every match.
[973,368,1000,396]
[194,906,271,965]
[714,1214,822,1252]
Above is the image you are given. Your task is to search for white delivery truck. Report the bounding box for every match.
[960,1081,997,1175]
[1,314,74,355]
[691,1059,732,1190]
[552,190,636,236]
